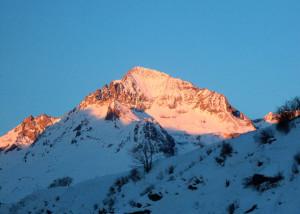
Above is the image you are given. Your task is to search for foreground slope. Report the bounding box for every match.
[3,117,300,214]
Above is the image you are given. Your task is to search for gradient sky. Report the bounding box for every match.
[1,1,300,136]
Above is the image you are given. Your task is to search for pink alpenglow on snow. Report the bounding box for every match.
[80,67,256,138]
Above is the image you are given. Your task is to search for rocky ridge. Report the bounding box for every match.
[264,110,300,123]
[0,114,60,152]
[79,67,255,137]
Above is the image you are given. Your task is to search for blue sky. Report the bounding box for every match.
[1,1,300,135]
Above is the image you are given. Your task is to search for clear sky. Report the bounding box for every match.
[1,1,300,136]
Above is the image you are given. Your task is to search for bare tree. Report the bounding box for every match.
[129,123,159,173]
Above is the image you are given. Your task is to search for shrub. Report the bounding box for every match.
[140,184,154,196]
[128,169,141,182]
[276,96,300,134]
[227,203,235,214]
[215,157,225,166]
[168,176,175,182]
[128,200,136,208]
[206,148,213,156]
[291,163,299,177]
[291,152,300,180]
[294,152,300,165]
[103,197,116,211]
[114,176,129,192]
[107,186,116,197]
[254,128,275,144]
[220,142,233,158]
[128,200,142,208]
[215,142,233,166]
[93,203,98,210]
[276,96,300,114]
[167,165,175,174]
[243,172,284,192]
[48,177,73,188]
[276,112,295,134]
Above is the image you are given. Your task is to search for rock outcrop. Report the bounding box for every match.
[0,114,60,151]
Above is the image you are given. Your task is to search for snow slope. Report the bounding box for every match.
[0,101,175,204]
[2,117,299,214]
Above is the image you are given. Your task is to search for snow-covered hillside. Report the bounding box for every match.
[2,117,299,214]
[0,67,256,206]
[0,101,177,204]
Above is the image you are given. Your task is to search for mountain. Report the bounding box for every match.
[0,114,60,152]
[0,67,256,205]
[0,67,255,152]
[2,116,300,214]
[80,67,255,138]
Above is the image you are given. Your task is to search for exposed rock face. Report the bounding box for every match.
[264,110,300,124]
[264,112,279,123]
[105,100,139,123]
[79,67,255,136]
[133,119,175,156]
[0,114,60,151]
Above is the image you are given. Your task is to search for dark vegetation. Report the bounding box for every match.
[167,165,175,174]
[187,175,205,190]
[130,121,175,173]
[276,96,300,134]
[254,128,276,144]
[227,203,235,214]
[225,180,230,187]
[128,169,142,182]
[48,177,73,188]
[128,200,142,208]
[294,152,300,165]
[291,152,300,180]
[114,176,129,192]
[244,172,284,192]
[215,142,233,166]
[102,170,143,212]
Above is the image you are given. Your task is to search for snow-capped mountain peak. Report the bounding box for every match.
[0,114,60,151]
[79,67,255,137]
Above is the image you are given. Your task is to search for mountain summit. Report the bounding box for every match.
[0,67,255,152]
[80,67,255,137]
